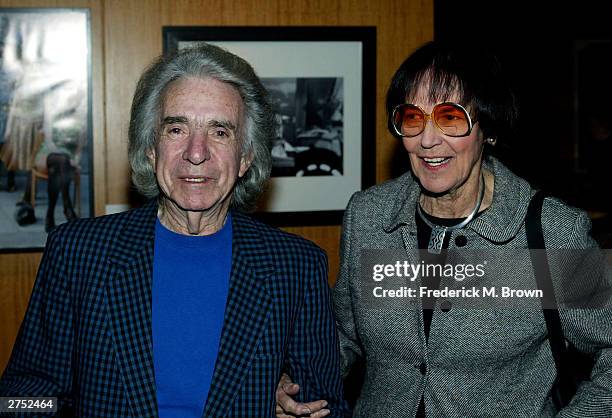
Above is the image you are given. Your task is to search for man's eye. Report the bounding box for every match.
[213,129,229,138]
[165,127,186,138]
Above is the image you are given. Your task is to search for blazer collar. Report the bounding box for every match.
[105,202,274,417]
[105,199,159,417]
[383,156,533,243]
[203,211,273,416]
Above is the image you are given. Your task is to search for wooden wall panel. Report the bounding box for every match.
[1,0,433,374]
[0,252,41,372]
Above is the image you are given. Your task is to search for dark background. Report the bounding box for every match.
[434,0,612,245]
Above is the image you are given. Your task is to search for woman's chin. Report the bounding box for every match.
[417,179,454,196]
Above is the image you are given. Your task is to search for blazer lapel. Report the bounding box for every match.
[105,201,159,417]
[203,212,273,416]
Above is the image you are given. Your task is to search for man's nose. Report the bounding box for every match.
[182,130,211,164]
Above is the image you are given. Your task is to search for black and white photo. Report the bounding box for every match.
[264,77,343,177]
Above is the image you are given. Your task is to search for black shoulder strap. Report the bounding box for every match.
[525,191,568,374]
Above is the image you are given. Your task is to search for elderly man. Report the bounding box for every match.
[0,44,348,417]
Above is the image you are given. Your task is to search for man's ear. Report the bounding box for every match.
[147,147,156,167]
[239,149,253,178]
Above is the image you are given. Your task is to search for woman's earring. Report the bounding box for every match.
[486,137,497,146]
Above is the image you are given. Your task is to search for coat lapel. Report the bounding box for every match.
[105,201,159,417]
[203,212,273,416]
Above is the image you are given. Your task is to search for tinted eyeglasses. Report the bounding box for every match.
[391,102,476,138]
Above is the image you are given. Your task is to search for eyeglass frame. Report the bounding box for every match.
[390,102,477,138]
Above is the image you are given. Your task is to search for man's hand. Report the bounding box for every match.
[275,373,330,417]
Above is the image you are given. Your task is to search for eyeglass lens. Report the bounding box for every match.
[393,103,470,137]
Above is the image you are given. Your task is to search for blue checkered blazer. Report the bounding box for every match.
[0,201,349,417]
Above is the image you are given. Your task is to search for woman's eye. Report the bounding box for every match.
[439,112,463,121]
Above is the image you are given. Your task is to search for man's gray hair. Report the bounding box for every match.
[128,43,275,211]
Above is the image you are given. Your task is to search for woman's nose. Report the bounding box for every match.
[419,118,443,149]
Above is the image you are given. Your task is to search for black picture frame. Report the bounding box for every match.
[0,8,93,252]
[163,26,376,226]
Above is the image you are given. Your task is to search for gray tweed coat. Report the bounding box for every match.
[334,156,612,417]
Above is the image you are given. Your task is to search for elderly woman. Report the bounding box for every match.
[277,41,612,417]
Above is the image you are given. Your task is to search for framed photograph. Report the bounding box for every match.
[0,8,92,251]
[164,26,376,225]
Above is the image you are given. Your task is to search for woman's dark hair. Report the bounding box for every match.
[386,41,518,143]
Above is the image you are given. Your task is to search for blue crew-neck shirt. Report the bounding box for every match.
[152,216,232,417]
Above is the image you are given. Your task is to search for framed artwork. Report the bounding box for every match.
[164,26,376,225]
[0,8,92,251]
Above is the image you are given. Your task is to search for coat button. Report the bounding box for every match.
[455,235,467,247]
[440,300,452,312]
[419,362,427,375]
